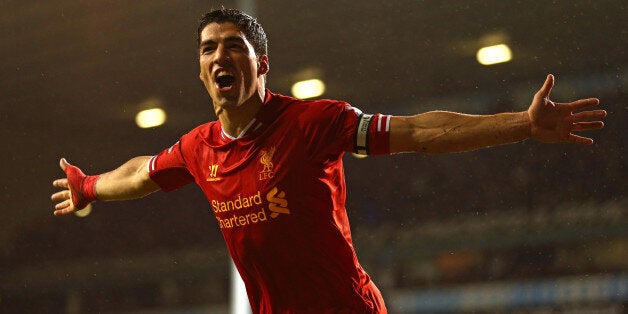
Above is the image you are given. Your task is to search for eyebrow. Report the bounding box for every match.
[199,36,247,48]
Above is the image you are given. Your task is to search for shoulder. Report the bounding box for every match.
[180,121,221,146]
[268,90,349,112]
[182,121,214,138]
[268,91,354,122]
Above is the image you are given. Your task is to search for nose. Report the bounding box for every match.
[213,44,230,64]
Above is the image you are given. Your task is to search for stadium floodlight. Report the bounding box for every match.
[74,204,92,218]
[291,79,325,99]
[136,108,167,128]
[476,44,512,66]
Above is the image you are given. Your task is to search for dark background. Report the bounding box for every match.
[1,0,626,312]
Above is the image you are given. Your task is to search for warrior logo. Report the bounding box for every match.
[259,146,276,180]
[206,164,222,181]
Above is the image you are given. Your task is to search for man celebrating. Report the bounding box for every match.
[51,8,606,313]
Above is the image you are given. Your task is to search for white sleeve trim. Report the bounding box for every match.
[147,155,157,173]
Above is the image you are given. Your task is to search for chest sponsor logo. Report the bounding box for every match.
[266,187,290,218]
[212,186,290,229]
[206,164,222,181]
[259,146,276,181]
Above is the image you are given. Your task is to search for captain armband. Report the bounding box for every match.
[353,113,392,156]
[354,114,373,155]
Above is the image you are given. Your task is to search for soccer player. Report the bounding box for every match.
[51,8,606,314]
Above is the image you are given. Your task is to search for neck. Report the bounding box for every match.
[215,86,266,138]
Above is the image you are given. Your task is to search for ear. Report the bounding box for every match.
[257,55,269,76]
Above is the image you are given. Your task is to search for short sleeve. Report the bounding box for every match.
[303,101,391,160]
[147,139,195,192]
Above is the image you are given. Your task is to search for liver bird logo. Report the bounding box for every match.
[260,146,275,173]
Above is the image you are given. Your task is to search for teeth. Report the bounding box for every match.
[216,71,232,78]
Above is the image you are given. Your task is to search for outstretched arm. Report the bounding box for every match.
[389,74,606,154]
[51,157,160,216]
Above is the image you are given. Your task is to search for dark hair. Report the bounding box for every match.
[197,8,268,57]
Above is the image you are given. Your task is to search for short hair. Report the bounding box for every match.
[197,8,268,57]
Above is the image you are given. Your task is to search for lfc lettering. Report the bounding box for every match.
[259,171,274,180]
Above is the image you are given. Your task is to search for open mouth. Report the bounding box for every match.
[216,74,236,90]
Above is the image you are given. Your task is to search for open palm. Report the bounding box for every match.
[528,74,606,145]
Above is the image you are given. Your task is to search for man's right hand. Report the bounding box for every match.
[51,158,99,216]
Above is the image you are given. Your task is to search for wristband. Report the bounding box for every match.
[64,164,100,210]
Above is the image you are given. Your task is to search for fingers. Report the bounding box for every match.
[51,190,71,202]
[51,183,75,216]
[54,158,72,215]
[536,74,554,99]
[53,178,69,189]
[53,157,82,216]
[568,133,594,145]
[53,158,70,190]
[53,199,76,216]
[60,158,69,171]
[54,199,72,211]
[571,109,607,122]
[563,98,600,111]
[567,109,604,145]
[572,121,605,131]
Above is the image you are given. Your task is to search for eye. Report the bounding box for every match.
[201,46,215,54]
[229,44,244,51]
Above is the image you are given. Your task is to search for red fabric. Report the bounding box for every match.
[64,165,99,209]
[149,90,389,313]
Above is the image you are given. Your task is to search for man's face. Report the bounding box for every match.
[198,22,268,109]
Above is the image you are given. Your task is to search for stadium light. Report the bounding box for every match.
[74,204,92,218]
[291,79,325,99]
[476,44,512,66]
[136,108,167,128]
[351,153,368,159]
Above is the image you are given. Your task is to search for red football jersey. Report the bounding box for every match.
[148,90,390,313]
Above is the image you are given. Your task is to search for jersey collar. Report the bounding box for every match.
[219,89,276,142]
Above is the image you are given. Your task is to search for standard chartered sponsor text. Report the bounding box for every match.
[217,208,268,229]
[212,191,263,213]
[212,191,276,229]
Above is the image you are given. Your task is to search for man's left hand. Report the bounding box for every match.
[527,74,606,145]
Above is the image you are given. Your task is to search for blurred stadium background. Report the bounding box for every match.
[1,0,626,313]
